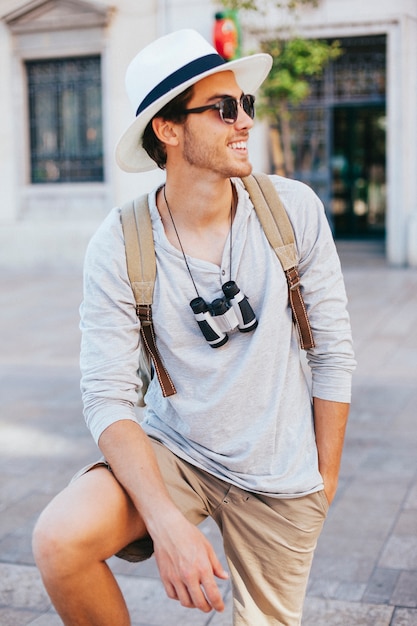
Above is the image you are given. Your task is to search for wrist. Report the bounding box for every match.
[144,500,186,539]
[321,473,338,505]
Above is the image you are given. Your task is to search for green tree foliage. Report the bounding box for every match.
[218,0,342,175]
[220,0,318,12]
[259,38,341,175]
[260,38,341,109]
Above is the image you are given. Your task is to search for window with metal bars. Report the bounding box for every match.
[27,56,103,183]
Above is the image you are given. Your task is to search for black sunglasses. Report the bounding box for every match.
[181,94,255,125]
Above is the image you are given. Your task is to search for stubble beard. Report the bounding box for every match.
[182,124,253,179]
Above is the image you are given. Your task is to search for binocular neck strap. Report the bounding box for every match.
[163,184,234,299]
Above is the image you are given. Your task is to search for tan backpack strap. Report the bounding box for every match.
[121,195,156,304]
[242,174,315,350]
[121,197,176,397]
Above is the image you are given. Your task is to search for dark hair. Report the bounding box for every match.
[142,86,194,169]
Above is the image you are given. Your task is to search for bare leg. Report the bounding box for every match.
[33,467,147,626]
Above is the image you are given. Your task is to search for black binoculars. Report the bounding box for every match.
[190,281,258,348]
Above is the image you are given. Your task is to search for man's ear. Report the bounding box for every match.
[152,117,179,146]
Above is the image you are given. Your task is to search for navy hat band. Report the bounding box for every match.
[136,54,225,117]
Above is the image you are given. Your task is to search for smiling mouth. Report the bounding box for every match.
[229,141,248,152]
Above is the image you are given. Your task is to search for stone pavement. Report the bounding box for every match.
[1,240,417,626]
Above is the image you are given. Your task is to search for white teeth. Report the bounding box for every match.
[230,141,246,150]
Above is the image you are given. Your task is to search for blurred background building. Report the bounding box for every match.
[0,0,416,269]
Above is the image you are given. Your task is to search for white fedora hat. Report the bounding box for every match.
[115,29,272,173]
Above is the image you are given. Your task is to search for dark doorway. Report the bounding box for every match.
[331,105,386,238]
[287,35,386,239]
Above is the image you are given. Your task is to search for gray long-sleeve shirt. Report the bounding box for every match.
[80,175,355,497]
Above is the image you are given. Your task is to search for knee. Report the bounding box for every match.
[32,503,81,580]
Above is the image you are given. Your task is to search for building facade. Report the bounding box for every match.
[0,0,416,269]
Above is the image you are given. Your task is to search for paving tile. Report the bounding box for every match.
[362,568,401,605]
[331,497,397,541]
[314,532,386,569]
[379,536,417,570]
[350,383,414,416]
[339,437,374,477]
[359,446,416,480]
[28,612,62,626]
[312,494,397,567]
[309,554,375,586]
[334,582,368,602]
[306,576,340,599]
[0,492,50,537]
[390,607,417,625]
[339,476,407,507]
[390,571,417,608]
[0,527,37,566]
[348,400,417,448]
[301,597,394,625]
[391,407,417,445]
[0,467,71,509]
[404,482,417,509]
[0,608,47,626]
[393,510,417,536]
[0,563,51,612]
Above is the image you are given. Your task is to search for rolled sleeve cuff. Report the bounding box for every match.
[312,376,352,404]
[85,405,140,446]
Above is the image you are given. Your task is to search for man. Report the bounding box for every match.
[33,29,356,625]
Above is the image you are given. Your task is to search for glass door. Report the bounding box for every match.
[331,105,386,238]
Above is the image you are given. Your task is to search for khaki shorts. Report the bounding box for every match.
[74,439,328,626]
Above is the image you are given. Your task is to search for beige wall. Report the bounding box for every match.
[0,0,416,269]
[0,0,227,270]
